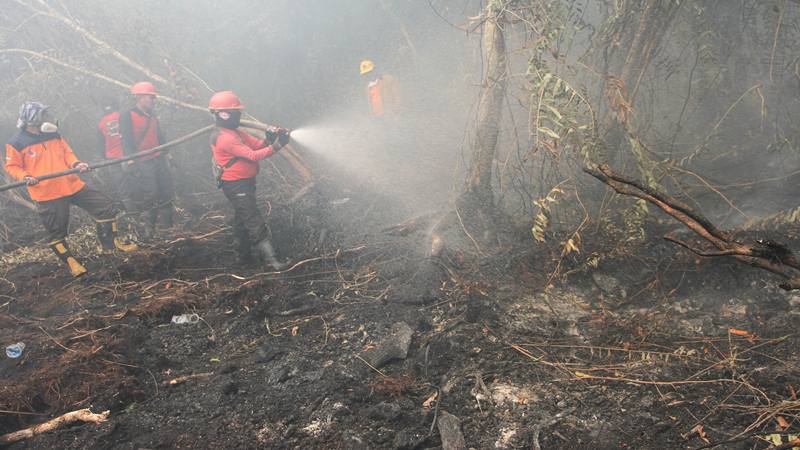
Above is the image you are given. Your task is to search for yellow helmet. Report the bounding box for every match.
[359,59,375,75]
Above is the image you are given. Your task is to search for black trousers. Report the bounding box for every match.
[124,156,174,226]
[36,185,117,241]
[98,164,127,211]
[221,178,269,254]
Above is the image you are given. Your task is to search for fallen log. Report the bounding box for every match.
[0,408,109,444]
[584,163,800,290]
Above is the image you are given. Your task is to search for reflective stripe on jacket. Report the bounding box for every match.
[5,131,84,201]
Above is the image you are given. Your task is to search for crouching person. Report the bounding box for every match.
[208,91,291,269]
[4,102,138,277]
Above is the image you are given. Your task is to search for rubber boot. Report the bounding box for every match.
[95,219,115,252]
[236,238,256,267]
[255,239,290,271]
[48,240,87,277]
[96,219,139,252]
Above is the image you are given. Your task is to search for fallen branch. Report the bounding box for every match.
[584,164,800,290]
[0,408,109,444]
[164,372,213,386]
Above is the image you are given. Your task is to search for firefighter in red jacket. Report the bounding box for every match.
[208,91,290,269]
[5,102,138,277]
[119,81,174,238]
[96,98,125,207]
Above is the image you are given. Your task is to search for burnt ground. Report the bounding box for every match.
[0,177,799,450]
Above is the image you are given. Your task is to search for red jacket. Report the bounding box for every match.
[119,107,164,161]
[211,128,275,181]
[98,111,122,159]
[5,131,84,202]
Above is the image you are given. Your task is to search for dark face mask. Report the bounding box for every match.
[215,110,241,129]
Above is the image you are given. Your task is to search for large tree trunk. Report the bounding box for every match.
[458,12,507,218]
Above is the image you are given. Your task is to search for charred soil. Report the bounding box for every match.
[0,180,798,450]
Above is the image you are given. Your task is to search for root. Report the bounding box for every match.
[0,408,109,444]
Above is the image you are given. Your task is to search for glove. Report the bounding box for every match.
[264,129,278,145]
[74,162,90,173]
[23,176,39,186]
[277,129,290,147]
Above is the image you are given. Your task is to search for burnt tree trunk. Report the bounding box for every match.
[457,11,507,229]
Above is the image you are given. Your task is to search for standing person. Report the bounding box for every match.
[359,59,401,118]
[4,102,138,277]
[208,91,290,269]
[119,81,174,238]
[96,98,125,208]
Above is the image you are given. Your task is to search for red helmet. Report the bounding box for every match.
[208,91,244,111]
[130,81,158,96]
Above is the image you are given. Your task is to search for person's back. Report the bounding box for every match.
[360,59,401,118]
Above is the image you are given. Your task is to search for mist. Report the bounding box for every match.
[4,2,800,448]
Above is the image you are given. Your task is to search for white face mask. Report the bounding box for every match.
[40,122,58,133]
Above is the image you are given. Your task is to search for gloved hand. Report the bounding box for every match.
[74,162,90,173]
[264,129,278,145]
[23,176,39,186]
[277,129,290,147]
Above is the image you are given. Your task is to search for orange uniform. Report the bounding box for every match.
[5,131,84,202]
[366,74,400,117]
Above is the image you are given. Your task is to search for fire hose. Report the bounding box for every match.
[0,120,311,194]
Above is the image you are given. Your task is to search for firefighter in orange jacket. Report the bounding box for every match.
[208,91,290,269]
[360,59,400,118]
[4,102,138,277]
[96,98,125,208]
[119,81,174,238]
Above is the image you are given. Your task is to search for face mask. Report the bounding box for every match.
[40,122,58,133]
[39,122,58,133]
[215,110,241,129]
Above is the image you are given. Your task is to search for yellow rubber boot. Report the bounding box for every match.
[111,220,139,253]
[95,219,139,253]
[48,240,88,277]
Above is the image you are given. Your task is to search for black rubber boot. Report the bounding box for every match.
[48,240,87,277]
[96,219,139,252]
[95,219,115,251]
[255,239,290,271]
[237,240,256,267]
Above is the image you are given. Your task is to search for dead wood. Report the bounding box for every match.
[0,408,109,444]
[584,163,800,290]
[164,372,213,386]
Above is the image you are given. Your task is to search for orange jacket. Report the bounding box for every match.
[5,131,85,202]
[366,74,400,117]
[211,128,274,181]
[98,111,123,159]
